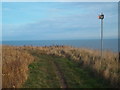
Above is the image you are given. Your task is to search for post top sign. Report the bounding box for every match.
[98,13,104,19]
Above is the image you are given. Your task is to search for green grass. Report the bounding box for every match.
[22,50,111,88]
[22,55,61,88]
[52,56,110,88]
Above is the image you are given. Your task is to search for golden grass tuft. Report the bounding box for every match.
[2,45,34,88]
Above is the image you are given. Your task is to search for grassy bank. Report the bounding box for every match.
[22,51,110,88]
[2,45,119,88]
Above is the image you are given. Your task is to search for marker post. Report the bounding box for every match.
[98,13,104,71]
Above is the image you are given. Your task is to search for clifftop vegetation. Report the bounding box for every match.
[2,45,119,88]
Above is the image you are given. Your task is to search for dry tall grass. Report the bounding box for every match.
[2,45,34,88]
[2,45,119,88]
[27,45,119,87]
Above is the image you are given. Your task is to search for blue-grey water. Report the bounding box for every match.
[1,39,118,52]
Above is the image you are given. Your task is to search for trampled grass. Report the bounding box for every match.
[22,54,61,88]
[22,49,111,88]
[50,55,111,88]
[23,48,109,88]
[2,45,119,88]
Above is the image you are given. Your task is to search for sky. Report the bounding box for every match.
[0,2,1,22]
[2,2,118,40]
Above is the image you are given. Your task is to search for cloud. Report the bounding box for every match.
[2,2,118,40]
[3,13,117,40]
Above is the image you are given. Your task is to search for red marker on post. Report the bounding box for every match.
[98,13,104,19]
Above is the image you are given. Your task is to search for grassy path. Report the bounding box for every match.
[22,50,110,88]
[52,57,68,88]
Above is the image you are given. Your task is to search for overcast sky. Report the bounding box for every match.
[2,2,118,40]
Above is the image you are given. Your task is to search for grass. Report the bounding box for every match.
[22,53,61,88]
[22,49,111,88]
[51,55,110,88]
[2,46,34,88]
[32,45,119,87]
[2,45,119,88]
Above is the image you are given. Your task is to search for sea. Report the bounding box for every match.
[1,39,119,52]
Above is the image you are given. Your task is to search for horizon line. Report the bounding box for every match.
[1,38,118,41]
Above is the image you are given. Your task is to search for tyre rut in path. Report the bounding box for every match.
[49,57,68,88]
[28,49,68,88]
[23,50,111,88]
